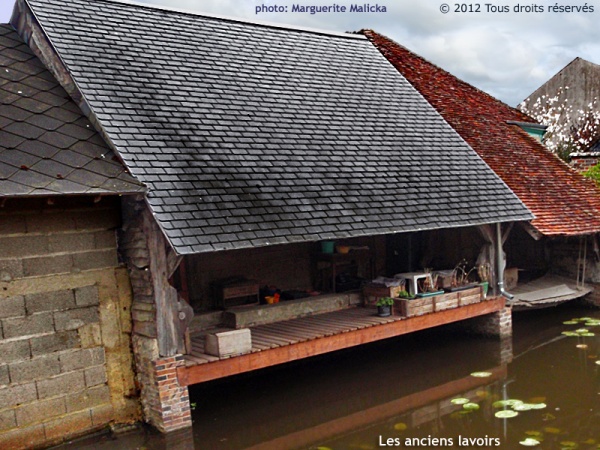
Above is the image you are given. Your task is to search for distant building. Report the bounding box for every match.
[519,57,600,159]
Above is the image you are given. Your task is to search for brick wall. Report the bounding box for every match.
[571,156,599,172]
[0,198,139,449]
[459,306,513,339]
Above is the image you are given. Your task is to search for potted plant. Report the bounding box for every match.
[449,259,478,292]
[376,297,394,317]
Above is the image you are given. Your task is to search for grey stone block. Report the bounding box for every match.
[0,296,25,319]
[0,259,24,281]
[36,371,85,399]
[75,209,120,231]
[60,347,104,372]
[0,340,30,364]
[26,213,76,234]
[48,233,95,253]
[0,364,9,386]
[22,254,73,277]
[16,396,66,426]
[0,215,26,235]
[9,354,61,383]
[65,384,110,413]
[2,313,54,339]
[72,249,118,271]
[0,409,17,432]
[84,365,107,387]
[54,307,99,331]
[74,285,99,307]
[30,331,80,356]
[0,235,49,258]
[0,382,37,408]
[25,290,75,314]
[93,230,116,249]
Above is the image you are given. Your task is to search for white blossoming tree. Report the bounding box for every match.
[518,86,600,162]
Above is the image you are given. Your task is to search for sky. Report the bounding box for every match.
[1,0,599,107]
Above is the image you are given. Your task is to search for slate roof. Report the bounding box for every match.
[362,30,600,236]
[0,24,144,197]
[23,0,531,254]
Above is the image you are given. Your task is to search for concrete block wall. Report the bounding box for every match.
[0,199,139,449]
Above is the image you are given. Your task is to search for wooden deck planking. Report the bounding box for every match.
[180,298,505,386]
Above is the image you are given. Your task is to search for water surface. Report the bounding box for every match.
[53,303,600,449]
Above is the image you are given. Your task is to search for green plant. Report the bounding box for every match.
[452,259,477,287]
[397,290,412,299]
[376,297,394,306]
[583,163,600,187]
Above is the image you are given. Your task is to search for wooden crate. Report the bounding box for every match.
[205,328,252,357]
[458,286,483,306]
[396,297,434,317]
[362,283,405,308]
[433,292,459,311]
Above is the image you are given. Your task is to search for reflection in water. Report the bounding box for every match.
[51,304,600,450]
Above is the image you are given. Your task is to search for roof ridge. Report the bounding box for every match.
[360,29,535,121]
[40,0,365,40]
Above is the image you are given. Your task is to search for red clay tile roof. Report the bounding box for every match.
[362,30,600,236]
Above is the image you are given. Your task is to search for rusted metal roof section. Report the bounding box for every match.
[362,30,600,236]
[23,0,532,254]
[0,24,145,198]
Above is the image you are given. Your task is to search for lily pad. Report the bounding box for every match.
[530,403,547,410]
[493,399,524,408]
[563,320,579,325]
[581,332,595,337]
[463,403,480,411]
[576,328,589,334]
[393,422,407,431]
[543,427,561,434]
[525,431,543,437]
[576,344,589,349]
[495,410,519,418]
[562,331,580,337]
[596,360,600,365]
[451,398,470,405]
[559,441,578,448]
[520,438,541,446]
[470,371,493,378]
[513,403,536,411]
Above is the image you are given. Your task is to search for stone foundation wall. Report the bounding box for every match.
[0,199,139,449]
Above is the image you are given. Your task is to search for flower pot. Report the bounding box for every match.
[479,281,489,298]
[377,305,392,317]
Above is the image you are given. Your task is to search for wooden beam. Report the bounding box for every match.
[178,298,505,386]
